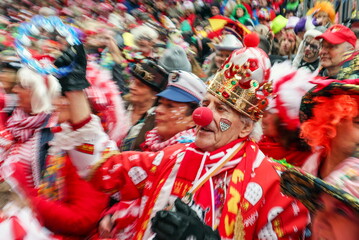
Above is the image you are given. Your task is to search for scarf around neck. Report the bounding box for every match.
[141,128,196,152]
[6,108,49,143]
[171,138,259,238]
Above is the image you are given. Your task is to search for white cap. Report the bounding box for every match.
[157,71,206,103]
[213,34,243,51]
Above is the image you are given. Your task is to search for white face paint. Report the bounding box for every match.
[155,99,195,140]
[170,106,189,124]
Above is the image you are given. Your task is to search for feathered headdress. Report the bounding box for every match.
[269,61,317,130]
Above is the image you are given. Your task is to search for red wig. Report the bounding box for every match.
[300,95,358,154]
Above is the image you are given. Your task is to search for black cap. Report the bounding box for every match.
[130,60,168,92]
[211,3,220,8]
[299,82,359,123]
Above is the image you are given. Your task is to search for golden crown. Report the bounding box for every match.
[207,47,272,121]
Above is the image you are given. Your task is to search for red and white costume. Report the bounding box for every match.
[0,203,56,240]
[91,138,309,239]
[2,114,116,239]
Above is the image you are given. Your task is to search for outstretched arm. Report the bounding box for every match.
[54,43,91,124]
[65,90,91,125]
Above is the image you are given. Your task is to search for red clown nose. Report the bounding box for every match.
[192,107,213,126]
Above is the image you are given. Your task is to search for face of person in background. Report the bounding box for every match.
[330,115,359,159]
[319,41,353,69]
[214,49,233,69]
[12,83,32,114]
[171,18,181,29]
[312,194,359,240]
[315,11,330,26]
[155,98,195,140]
[0,67,17,93]
[211,6,220,16]
[135,37,154,56]
[285,11,294,18]
[259,0,268,7]
[97,32,114,48]
[129,78,156,105]
[303,36,320,62]
[155,1,166,12]
[262,111,279,138]
[279,36,296,56]
[349,22,359,49]
[236,8,244,18]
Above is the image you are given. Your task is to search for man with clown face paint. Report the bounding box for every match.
[90,33,309,240]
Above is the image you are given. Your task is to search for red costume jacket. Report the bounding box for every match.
[91,139,309,239]
[12,155,109,240]
[6,115,111,239]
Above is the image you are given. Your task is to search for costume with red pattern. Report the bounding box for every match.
[5,115,113,239]
[91,138,309,239]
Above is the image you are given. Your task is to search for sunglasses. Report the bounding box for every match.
[304,41,319,51]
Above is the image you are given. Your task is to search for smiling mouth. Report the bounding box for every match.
[199,126,214,133]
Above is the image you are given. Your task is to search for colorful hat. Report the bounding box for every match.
[315,24,357,47]
[286,16,300,29]
[281,157,359,212]
[222,22,251,42]
[0,56,22,70]
[130,60,168,93]
[157,71,206,103]
[268,61,316,130]
[270,15,288,34]
[212,34,243,51]
[158,45,191,73]
[299,79,359,122]
[257,8,271,21]
[207,33,272,121]
[183,0,195,11]
[131,25,159,42]
[307,1,335,24]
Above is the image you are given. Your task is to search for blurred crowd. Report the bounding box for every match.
[0,0,358,240]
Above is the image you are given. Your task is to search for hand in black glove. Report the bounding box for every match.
[54,44,89,93]
[151,198,221,240]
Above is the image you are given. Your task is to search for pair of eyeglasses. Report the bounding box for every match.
[304,41,319,50]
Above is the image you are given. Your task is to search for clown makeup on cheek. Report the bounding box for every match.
[219,118,232,132]
[170,106,189,124]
